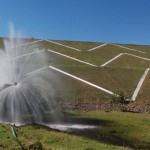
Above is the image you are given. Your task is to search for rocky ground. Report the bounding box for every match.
[62,100,150,113]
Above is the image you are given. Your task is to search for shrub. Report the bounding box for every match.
[111,90,129,104]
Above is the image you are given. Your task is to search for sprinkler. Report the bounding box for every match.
[14,82,18,86]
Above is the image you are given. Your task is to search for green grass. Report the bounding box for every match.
[45,42,149,66]
[0,38,150,149]
[51,66,144,99]
[69,110,150,149]
[9,38,150,102]
[121,43,150,54]
[54,40,103,51]
[108,55,150,68]
[1,110,148,150]
[52,71,111,103]
[137,73,150,100]
[37,40,148,65]
[0,124,21,149]
[43,40,150,101]
[1,37,150,101]
[16,124,130,150]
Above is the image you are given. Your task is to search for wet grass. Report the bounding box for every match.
[73,110,150,150]
[1,110,149,149]
[15,124,130,150]
[0,124,21,149]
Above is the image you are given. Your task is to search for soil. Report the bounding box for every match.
[62,100,150,113]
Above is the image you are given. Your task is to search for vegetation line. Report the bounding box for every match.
[49,65,116,95]
[46,39,81,51]
[101,53,123,67]
[131,68,150,101]
[48,49,98,67]
[110,43,145,54]
[87,43,108,51]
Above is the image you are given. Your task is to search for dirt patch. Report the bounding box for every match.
[62,100,150,113]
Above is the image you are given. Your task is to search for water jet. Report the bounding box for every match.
[0,26,54,125]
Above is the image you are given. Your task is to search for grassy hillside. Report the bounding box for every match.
[108,55,150,68]
[1,37,150,102]
[44,40,150,101]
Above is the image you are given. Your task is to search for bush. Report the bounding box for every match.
[111,90,129,104]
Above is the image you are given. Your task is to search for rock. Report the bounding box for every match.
[62,100,150,113]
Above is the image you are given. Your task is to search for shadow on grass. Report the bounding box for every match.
[18,110,149,149]
[20,110,137,149]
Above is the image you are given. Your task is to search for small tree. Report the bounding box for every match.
[111,90,129,104]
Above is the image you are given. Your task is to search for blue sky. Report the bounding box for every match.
[0,0,150,45]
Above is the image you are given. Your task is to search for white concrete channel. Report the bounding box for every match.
[87,43,108,51]
[10,39,150,102]
[49,66,116,96]
[48,49,97,67]
[131,68,150,101]
[46,39,81,51]
[101,52,150,67]
[124,53,150,61]
[110,43,145,54]
[101,53,123,67]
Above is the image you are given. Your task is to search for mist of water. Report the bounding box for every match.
[0,24,56,124]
